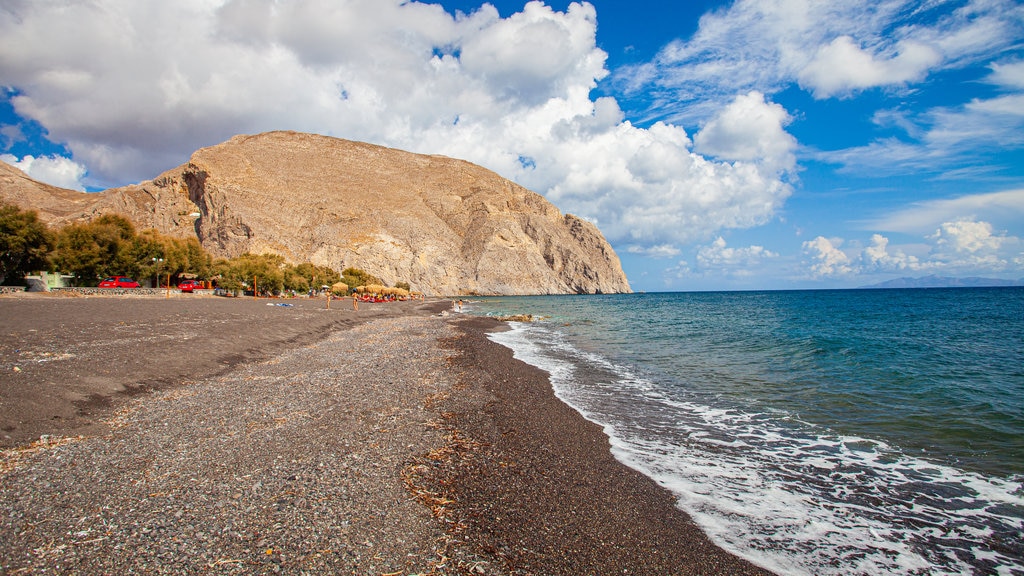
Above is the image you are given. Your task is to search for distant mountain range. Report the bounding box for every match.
[859,275,1024,289]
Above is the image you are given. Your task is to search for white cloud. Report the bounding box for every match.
[459,1,606,104]
[664,260,693,280]
[0,0,797,255]
[928,219,1008,268]
[538,92,796,247]
[628,244,681,258]
[861,233,922,272]
[812,54,1024,175]
[865,189,1024,234]
[697,236,778,267]
[617,0,1022,125]
[694,91,796,170]
[802,220,1022,278]
[798,36,940,98]
[802,236,854,277]
[693,236,779,278]
[988,59,1024,89]
[930,220,1001,251]
[1,154,87,191]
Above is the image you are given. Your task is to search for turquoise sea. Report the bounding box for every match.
[466,288,1024,575]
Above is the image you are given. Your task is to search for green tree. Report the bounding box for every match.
[130,229,168,286]
[129,229,214,286]
[52,214,138,286]
[284,262,341,293]
[0,203,53,285]
[219,253,285,295]
[211,258,242,292]
[340,267,382,291]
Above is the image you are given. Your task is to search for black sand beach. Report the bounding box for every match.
[0,292,770,574]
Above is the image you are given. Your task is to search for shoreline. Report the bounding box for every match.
[432,315,771,575]
[0,294,769,574]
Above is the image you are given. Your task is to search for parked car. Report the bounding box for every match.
[98,276,140,288]
[178,279,203,292]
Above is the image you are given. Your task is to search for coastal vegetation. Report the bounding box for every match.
[0,202,401,294]
[0,202,52,285]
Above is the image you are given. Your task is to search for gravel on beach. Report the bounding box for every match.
[1,293,771,575]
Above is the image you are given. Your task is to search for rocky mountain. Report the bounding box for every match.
[1,131,631,295]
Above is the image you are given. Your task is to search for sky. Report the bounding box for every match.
[2,0,1023,292]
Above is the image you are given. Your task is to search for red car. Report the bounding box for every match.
[178,279,203,292]
[98,276,140,288]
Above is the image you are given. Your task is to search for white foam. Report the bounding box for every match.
[486,321,1024,575]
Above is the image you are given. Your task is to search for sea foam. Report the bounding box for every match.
[488,320,1024,575]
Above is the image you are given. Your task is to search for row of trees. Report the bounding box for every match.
[0,203,390,294]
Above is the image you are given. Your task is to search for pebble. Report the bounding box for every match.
[0,315,474,574]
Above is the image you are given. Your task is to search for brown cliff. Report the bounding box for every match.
[1,131,631,295]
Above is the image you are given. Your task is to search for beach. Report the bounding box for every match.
[0,292,769,574]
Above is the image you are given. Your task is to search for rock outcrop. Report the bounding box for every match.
[1,131,631,295]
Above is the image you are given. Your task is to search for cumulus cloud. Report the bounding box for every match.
[802,220,1021,278]
[693,236,778,278]
[539,91,796,246]
[930,220,1004,253]
[798,36,940,98]
[694,91,796,170]
[0,0,798,253]
[861,233,922,272]
[459,2,606,104]
[926,219,1017,270]
[1,153,87,191]
[802,236,854,277]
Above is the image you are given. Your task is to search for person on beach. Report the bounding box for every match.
[352,294,358,311]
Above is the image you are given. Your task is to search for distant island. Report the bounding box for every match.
[859,275,1024,289]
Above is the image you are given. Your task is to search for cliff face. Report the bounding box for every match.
[1,131,631,295]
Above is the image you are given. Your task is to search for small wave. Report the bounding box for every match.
[487,322,1024,576]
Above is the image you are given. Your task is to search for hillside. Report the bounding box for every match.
[1,131,631,295]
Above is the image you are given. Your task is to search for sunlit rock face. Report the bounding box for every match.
[2,131,631,296]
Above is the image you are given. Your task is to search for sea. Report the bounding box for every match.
[464,288,1024,576]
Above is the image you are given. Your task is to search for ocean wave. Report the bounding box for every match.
[488,320,1024,576]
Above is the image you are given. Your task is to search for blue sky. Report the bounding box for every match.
[2,0,1023,291]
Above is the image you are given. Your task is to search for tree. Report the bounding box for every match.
[130,229,167,286]
[127,229,215,286]
[217,253,285,295]
[211,258,242,292]
[284,262,341,293]
[36,208,372,294]
[0,203,52,285]
[52,214,138,286]
[340,267,382,291]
